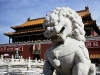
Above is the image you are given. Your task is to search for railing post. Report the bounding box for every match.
[27,57,32,70]
[7,64,11,72]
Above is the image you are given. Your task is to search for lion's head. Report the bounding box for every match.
[43,7,85,44]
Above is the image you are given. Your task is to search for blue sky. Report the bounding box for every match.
[0,0,100,44]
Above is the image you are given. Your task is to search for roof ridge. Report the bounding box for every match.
[77,6,89,13]
[27,17,44,21]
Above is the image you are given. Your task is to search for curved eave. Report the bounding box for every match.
[78,12,90,18]
[84,20,96,26]
[4,32,13,36]
[11,23,43,29]
[77,7,89,17]
[81,13,91,19]
[4,28,45,36]
[90,54,100,59]
[84,20,100,35]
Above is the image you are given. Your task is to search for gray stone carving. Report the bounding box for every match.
[43,7,96,75]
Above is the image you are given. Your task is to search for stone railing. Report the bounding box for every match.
[0,55,44,72]
[96,72,100,75]
[0,55,98,75]
[0,71,44,75]
[0,55,57,75]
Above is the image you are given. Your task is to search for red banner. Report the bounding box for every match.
[85,41,100,48]
[0,46,23,52]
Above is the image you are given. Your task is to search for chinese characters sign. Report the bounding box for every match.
[85,41,100,48]
[0,46,23,52]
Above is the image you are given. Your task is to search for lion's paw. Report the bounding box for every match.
[53,59,60,67]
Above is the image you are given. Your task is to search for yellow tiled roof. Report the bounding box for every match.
[77,10,89,17]
[90,54,100,59]
[4,20,95,36]
[11,7,90,29]
[77,6,89,17]
[5,7,93,36]
[21,18,44,26]
[11,18,44,28]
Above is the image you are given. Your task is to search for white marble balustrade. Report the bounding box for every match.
[0,55,44,72]
[0,55,98,75]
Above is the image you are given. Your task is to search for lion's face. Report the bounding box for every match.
[43,7,85,43]
[43,12,72,43]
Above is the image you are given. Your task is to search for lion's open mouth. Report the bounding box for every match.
[51,35,59,40]
[51,26,65,42]
[51,35,61,42]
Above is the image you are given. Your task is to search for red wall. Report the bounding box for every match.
[16,43,51,59]
[88,48,100,54]
[0,42,100,60]
[40,43,51,59]
[14,44,100,59]
[20,45,33,59]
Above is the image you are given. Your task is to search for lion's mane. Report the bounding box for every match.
[43,7,85,42]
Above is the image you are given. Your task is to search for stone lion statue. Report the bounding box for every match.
[43,7,96,75]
